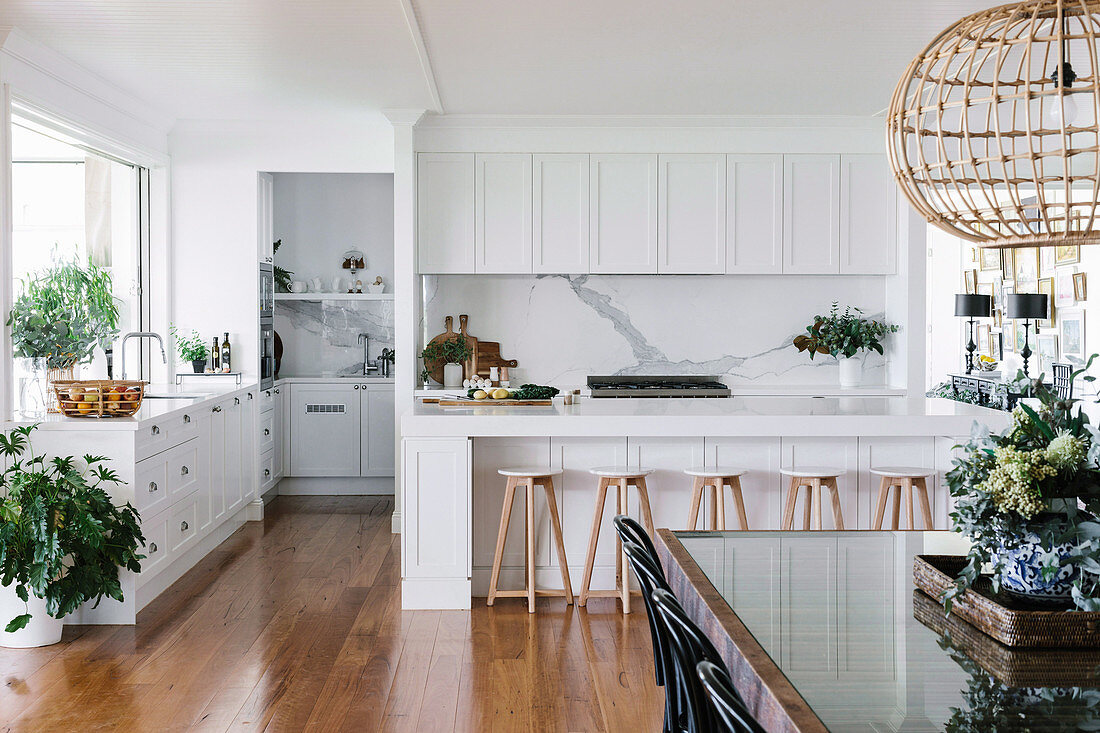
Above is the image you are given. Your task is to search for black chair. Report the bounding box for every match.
[651,589,766,733]
[1052,362,1074,400]
[697,660,765,733]
[614,514,663,575]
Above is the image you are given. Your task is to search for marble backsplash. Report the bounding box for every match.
[423,274,893,386]
[275,300,395,377]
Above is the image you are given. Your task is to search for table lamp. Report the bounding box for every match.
[1005,293,1049,377]
[955,294,991,374]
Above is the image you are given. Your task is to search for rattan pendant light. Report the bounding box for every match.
[887,0,1100,248]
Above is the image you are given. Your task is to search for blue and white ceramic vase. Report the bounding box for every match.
[998,514,1078,606]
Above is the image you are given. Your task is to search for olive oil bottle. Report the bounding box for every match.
[220,333,231,372]
[211,337,220,371]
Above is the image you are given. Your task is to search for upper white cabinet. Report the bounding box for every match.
[783,155,841,274]
[589,154,658,274]
[840,154,897,275]
[258,172,274,264]
[657,154,726,274]
[417,153,475,274]
[475,153,532,274]
[726,155,783,274]
[533,154,590,274]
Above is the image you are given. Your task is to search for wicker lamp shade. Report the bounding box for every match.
[887,0,1100,248]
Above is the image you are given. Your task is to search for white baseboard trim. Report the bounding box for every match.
[391,510,401,534]
[402,578,471,610]
[245,498,264,521]
[277,476,395,496]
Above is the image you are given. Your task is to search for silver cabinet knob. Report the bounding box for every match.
[248,392,254,400]
[274,388,280,394]
[149,542,158,553]
[180,521,189,532]
[354,384,360,390]
[234,397,240,405]
[264,469,271,477]
[212,405,222,413]
[265,390,271,397]
[148,481,158,493]
[183,414,191,423]
[263,428,270,436]
[151,425,160,435]
[181,465,189,476]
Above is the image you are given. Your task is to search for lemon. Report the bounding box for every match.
[492,388,510,399]
[473,389,488,400]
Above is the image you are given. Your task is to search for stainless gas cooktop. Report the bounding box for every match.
[586,375,731,398]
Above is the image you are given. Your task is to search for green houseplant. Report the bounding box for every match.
[0,425,144,646]
[420,337,473,388]
[273,240,294,293]
[793,302,898,387]
[170,325,209,373]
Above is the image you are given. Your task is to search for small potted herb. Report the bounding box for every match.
[0,425,144,647]
[793,302,898,387]
[171,325,209,373]
[420,338,472,388]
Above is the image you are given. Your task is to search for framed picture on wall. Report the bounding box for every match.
[1041,246,1056,273]
[1056,244,1081,266]
[1074,272,1088,301]
[977,325,991,355]
[1057,268,1077,307]
[978,282,995,301]
[1061,310,1086,362]
[1015,246,1040,286]
[964,269,978,294]
[1004,322,1017,352]
[1037,277,1055,329]
[1002,248,1015,279]
[992,331,1004,361]
[980,248,1002,271]
[1038,334,1058,375]
[1015,321,1028,352]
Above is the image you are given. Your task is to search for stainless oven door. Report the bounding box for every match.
[259,264,274,320]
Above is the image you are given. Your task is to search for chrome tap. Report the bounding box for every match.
[118,331,167,380]
[357,333,379,376]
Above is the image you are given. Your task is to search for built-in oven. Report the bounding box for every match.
[260,321,275,390]
[259,263,274,321]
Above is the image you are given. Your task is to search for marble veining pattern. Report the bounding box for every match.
[423,274,892,385]
[276,300,394,377]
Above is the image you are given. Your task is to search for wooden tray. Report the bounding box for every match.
[913,554,1100,648]
[913,589,1100,687]
[437,398,553,407]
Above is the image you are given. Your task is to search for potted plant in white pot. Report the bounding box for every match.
[420,337,473,388]
[794,302,898,388]
[171,325,209,373]
[0,424,144,647]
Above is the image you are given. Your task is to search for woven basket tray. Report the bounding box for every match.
[51,380,145,418]
[914,554,1100,648]
[913,589,1100,686]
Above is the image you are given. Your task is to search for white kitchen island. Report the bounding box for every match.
[400,396,1010,609]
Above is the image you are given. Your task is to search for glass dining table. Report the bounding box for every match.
[658,529,1100,733]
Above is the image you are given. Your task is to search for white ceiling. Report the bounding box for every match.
[0,0,997,120]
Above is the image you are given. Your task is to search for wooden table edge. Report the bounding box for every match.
[656,528,829,733]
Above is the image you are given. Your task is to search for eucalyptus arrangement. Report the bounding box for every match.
[945,359,1100,610]
[793,302,899,360]
[7,261,120,369]
[0,425,144,635]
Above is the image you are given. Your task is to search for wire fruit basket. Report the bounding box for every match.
[51,380,145,418]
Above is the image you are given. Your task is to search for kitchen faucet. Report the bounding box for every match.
[357,333,379,376]
[118,331,167,380]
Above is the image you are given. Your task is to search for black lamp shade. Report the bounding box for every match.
[955,294,991,318]
[1006,293,1048,320]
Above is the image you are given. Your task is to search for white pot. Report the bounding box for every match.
[838,354,865,388]
[443,362,464,388]
[0,584,63,648]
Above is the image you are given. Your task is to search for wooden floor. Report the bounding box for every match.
[0,496,664,732]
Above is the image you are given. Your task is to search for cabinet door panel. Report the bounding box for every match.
[724,535,781,654]
[418,153,475,273]
[657,154,725,273]
[533,154,589,273]
[362,387,396,476]
[209,402,227,523]
[224,397,244,513]
[550,437,628,577]
[727,155,783,273]
[857,437,936,530]
[240,392,256,504]
[837,535,896,678]
[705,437,783,530]
[403,438,471,579]
[589,154,657,274]
[290,384,361,476]
[780,536,837,677]
[626,437,704,531]
[783,155,840,274]
[475,154,532,273]
[779,437,858,530]
[840,154,897,274]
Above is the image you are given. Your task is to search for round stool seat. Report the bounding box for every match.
[683,466,747,478]
[780,466,843,479]
[497,467,563,478]
[870,466,935,478]
[588,466,654,478]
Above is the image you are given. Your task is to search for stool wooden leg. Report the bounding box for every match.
[708,482,718,530]
[730,476,749,530]
[618,479,630,614]
[904,478,915,531]
[782,476,799,529]
[890,482,902,530]
[915,477,934,530]
[635,476,656,537]
[802,482,812,530]
[543,477,574,603]
[578,477,609,607]
[525,479,536,613]
[811,479,823,530]
[826,477,845,530]
[716,480,727,530]
[872,476,890,530]
[488,477,518,606]
[687,476,704,530]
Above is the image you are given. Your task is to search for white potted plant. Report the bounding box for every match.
[794,302,898,388]
[420,337,473,388]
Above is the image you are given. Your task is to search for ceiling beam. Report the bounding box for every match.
[397,0,443,114]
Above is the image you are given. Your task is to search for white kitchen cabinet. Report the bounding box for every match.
[836,534,895,678]
[722,535,781,654]
[936,436,967,530]
[224,395,245,513]
[533,154,589,274]
[705,437,783,530]
[726,155,783,274]
[626,437,704,530]
[783,155,840,274]
[402,437,472,581]
[208,399,228,525]
[362,385,396,476]
[258,172,274,263]
[274,386,286,482]
[857,437,936,529]
[475,153,532,273]
[589,154,658,274]
[241,390,256,505]
[289,383,361,476]
[779,437,858,530]
[840,154,897,275]
[780,535,837,678]
[417,153,475,273]
[657,154,726,274]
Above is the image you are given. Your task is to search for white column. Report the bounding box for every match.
[0,83,12,421]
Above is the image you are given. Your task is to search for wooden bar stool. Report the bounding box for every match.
[684,467,749,530]
[780,467,845,530]
[578,466,656,614]
[486,468,573,613]
[871,467,935,530]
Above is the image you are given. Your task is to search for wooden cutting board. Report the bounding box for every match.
[437,398,553,407]
[475,340,518,377]
[458,314,477,379]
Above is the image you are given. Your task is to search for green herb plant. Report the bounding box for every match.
[793,302,899,360]
[421,338,472,366]
[170,326,208,363]
[0,425,144,632]
[273,240,294,293]
[7,260,120,369]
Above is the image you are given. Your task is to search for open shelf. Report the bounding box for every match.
[275,293,393,301]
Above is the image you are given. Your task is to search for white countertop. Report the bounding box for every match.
[402,396,1009,438]
[414,383,907,398]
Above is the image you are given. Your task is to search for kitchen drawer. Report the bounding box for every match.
[260,449,277,492]
[259,411,275,453]
[170,495,200,555]
[135,453,169,516]
[259,388,276,414]
[139,511,170,577]
[167,438,200,500]
[135,409,201,461]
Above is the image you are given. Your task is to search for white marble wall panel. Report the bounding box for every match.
[275,300,395,377]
